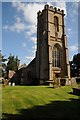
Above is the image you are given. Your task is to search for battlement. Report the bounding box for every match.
[44,4,64,14]
[37,4,65,17]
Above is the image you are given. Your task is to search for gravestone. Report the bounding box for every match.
[12,82,15,86]
[71,77,77,85]
[9,82,11,86]
[65,77,71,85]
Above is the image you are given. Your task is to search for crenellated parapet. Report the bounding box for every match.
[37,4,65,17]
[44,4,64,15]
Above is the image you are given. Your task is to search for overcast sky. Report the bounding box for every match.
[1,1,78,65]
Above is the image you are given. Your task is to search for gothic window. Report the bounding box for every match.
[52,47,60,67]
[54,16,59,32]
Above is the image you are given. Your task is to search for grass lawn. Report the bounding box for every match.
[2,85,80,120]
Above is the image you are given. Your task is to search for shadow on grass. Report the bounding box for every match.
[2,98,80,120]
[68,92,80,96]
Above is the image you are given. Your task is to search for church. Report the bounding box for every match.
[10,4,70,85]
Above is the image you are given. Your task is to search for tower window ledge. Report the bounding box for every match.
[52,67,61,71]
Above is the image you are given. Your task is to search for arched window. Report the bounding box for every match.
[54,16,59,32]
[52,47,60,67]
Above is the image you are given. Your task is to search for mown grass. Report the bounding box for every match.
[2,85,80,119]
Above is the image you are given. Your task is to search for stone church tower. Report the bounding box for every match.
[36,4,70,83]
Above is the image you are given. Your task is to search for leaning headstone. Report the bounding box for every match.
[65,77,71,85]
[12,82,15,86]
[9,82,11,86]
[71,77,77,85]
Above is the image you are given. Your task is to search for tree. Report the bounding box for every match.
[0,50,7,78]
[6,54,20,72]
[70,53,80,77]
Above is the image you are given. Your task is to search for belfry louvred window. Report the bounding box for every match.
[54,16,59,32]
